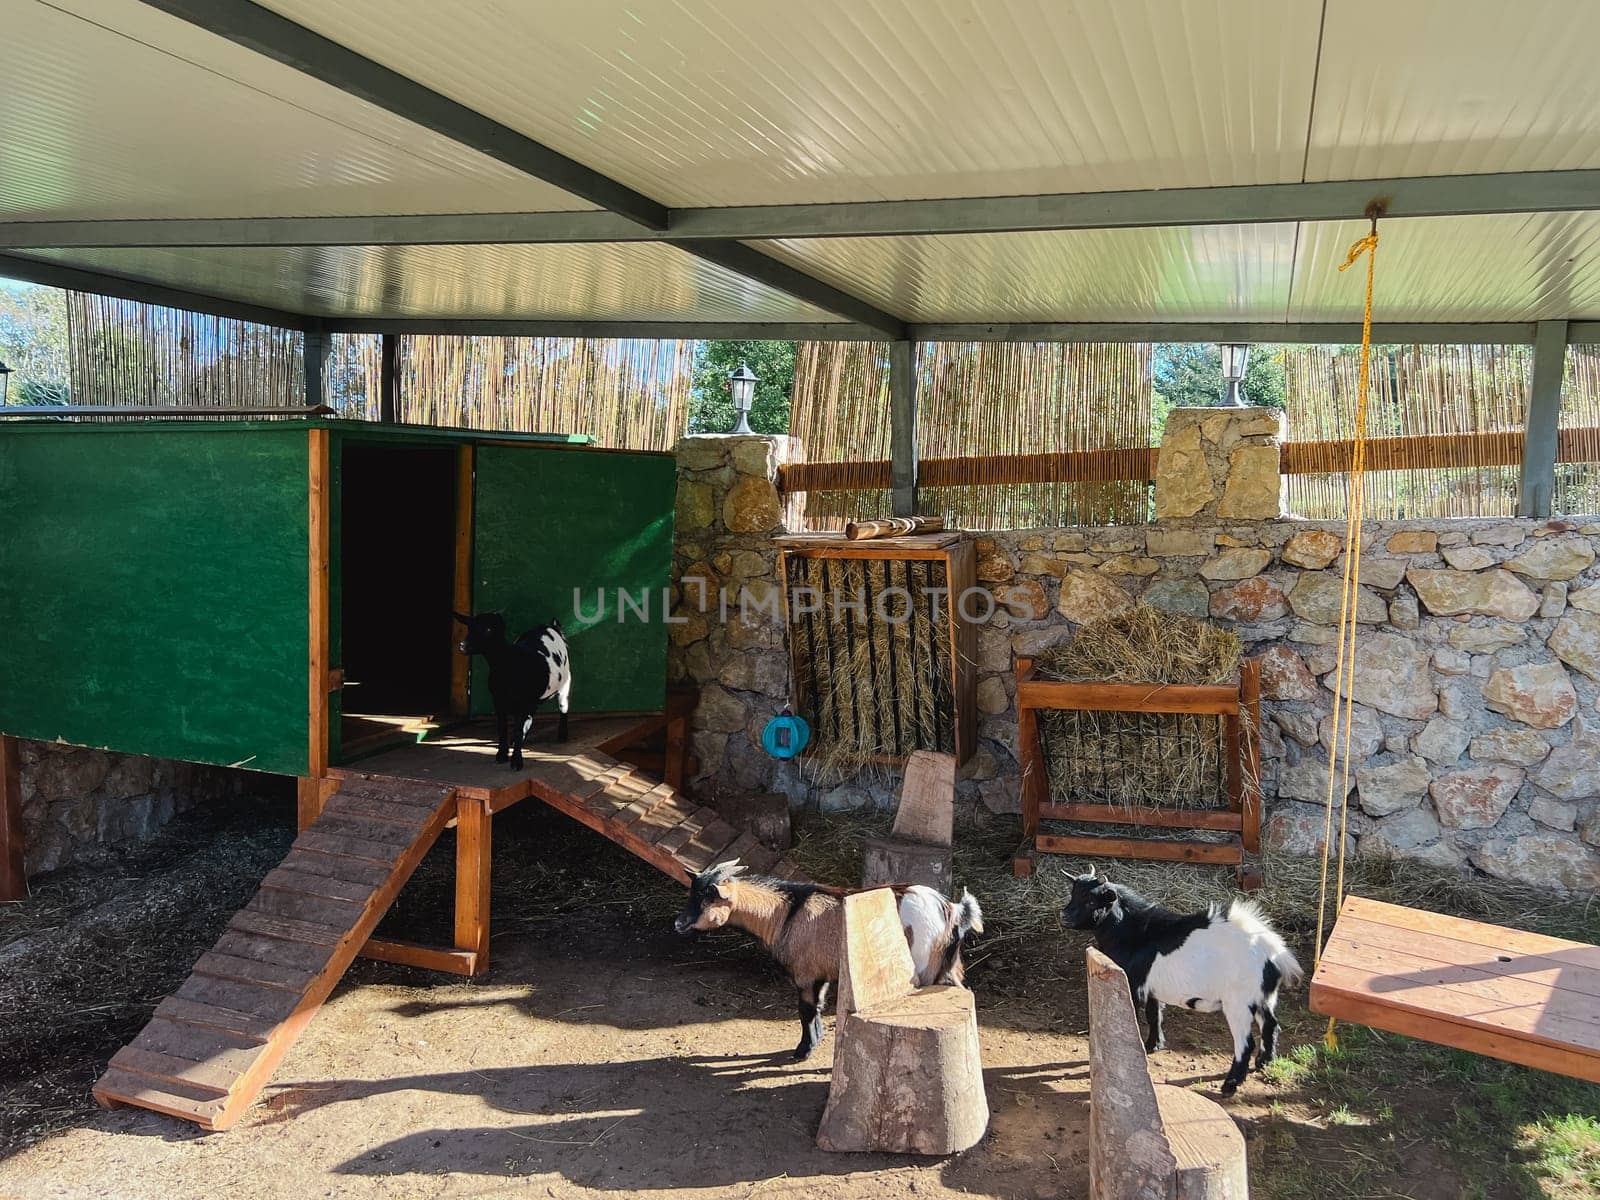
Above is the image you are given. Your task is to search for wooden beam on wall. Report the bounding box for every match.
[0,735,26,902]
[1519,319,1570,518]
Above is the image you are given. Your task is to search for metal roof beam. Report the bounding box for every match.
[318,318,884,341]
[909,321,1553,345]
[0,253,313,331]
[9,171,1600,250]
[135,0,906,336]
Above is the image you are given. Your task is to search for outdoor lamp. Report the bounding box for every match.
[728,361,758,434]
[0,361,11,406]
[1220,343,1250,407]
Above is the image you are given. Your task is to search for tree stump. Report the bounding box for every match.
[816,889,988,1155]
[861,836,951,890]
[861,751,956,891]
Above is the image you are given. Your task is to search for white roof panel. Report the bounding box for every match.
[1306,0,1600,180]
[256,0,1323,207]
[753,226,1298,323]
[1290,213,1600,323]
[3,0,592,220]
[10,243,837,323]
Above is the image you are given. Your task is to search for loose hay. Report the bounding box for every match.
[1033,607,1244,812]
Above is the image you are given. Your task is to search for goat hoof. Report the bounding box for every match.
[495,752,508,763]
[509,759,524,771]
[793,1045,814,1062]
[1145,1039,1166,1054]
[1219,1080,1241,1098]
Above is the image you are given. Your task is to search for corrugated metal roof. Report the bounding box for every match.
[754,225,1299,322]
[1289,213,1600,323]
[6,0,1600,328]
[256,0,1322,206]
[1306,0,1600,180]
[3,0,592,220]
[10,243,838,322]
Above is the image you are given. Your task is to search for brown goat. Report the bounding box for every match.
[674,862,982,1061]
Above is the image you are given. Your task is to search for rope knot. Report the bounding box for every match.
[1338,232,1379,273]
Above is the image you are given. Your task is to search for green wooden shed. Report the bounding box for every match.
[0,417,677,789]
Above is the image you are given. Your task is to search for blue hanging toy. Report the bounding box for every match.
[762,706,811,759]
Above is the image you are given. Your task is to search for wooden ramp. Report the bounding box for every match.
[1311,895,1600,1082]
[93,777,456,1130]
[337,715,808,885]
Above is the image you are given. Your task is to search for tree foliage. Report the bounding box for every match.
[688,340,796,434]
[0,281,70,403]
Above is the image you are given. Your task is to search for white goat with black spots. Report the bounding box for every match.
[1061,867,1302,1095]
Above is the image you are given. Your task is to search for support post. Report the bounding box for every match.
[454,794,492,974]
[889,339,917,516]
[1519,319,1569,518]
[302,427,331,829]
[0,735,26,902]
[379,332,400,422]
[303,322,331,410]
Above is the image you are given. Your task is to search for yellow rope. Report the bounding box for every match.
[1313,216,1381,1051]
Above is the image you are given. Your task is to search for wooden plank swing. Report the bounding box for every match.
[1306,214,1600,1083]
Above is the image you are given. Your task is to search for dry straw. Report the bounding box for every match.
[790,556,954,783]
[1033,607,1243,812]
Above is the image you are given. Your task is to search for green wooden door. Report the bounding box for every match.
[0,424,310,775]
[472,446,676,714]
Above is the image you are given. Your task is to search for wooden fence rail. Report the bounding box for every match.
[777,426,1600,496]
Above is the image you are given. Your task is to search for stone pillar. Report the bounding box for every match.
[1154,406,1284,522]
[671,434,802,801]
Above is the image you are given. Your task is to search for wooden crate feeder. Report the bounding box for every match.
[1012,655,1262,876]
[774,531,976,767]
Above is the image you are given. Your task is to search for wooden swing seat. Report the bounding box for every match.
[1310,896,1600,1082]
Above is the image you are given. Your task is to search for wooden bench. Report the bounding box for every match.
[1311,895,1600,1082]
[1086,947,1247,1200]
[816,888,988,1155]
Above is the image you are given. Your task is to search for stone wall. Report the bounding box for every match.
[670,422,1600,892]
[18,740,250,875]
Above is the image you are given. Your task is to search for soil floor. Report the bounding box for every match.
[1,788,1595,1199]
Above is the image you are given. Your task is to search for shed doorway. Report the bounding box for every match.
[338,440,459,756]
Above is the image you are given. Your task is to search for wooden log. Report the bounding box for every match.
[844,515,945,540]
[816,891,988,1156]
[890,750,955,846]
[1087,947,1248,1200]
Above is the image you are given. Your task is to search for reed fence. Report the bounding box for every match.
[66,294,304,412]
[785,340,1152,530]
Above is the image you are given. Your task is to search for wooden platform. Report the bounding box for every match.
[1310,895,1600,1082]
[93,776,457,1130]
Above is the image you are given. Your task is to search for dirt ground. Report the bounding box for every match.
[2,790,1596,1199]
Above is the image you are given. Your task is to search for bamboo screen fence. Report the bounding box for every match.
[326,332,382,418]
[397,335,692,450]
[1555,344,1600,517]
[784,340,1153,530]
[1281,344,1530,519]
[66,293,304,411]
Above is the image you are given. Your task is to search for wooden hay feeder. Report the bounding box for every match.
[1012,655,1262,878]
[775,531,976,768]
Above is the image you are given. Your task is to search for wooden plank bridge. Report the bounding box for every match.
[95,712,803,1131]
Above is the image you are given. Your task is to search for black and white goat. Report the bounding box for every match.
[452,611,571,770]
[1061,867,1302,1095]
[674,862,984,1061]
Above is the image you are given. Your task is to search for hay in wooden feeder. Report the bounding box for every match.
[1034,607,1243,811]
[790,556,954,783]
